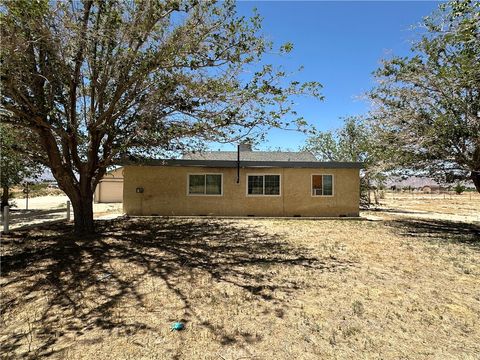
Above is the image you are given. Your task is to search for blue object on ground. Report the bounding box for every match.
[171,322,185,331]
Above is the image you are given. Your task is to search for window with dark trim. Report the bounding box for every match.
[188,174,222,195]
[312,174,333,196]
[247,175,280,195]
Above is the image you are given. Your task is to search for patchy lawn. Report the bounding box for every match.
[1,217,479,359]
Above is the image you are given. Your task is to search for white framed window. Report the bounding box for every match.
[311,174,334,196]
[188,173,223,196]
[246,174,281,196]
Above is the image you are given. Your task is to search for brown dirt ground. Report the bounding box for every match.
[1,213,479,359]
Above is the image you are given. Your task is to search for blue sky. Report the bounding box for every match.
[211,0,442,151]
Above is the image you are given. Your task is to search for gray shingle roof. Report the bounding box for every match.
[183,151,317,162]
[121,158,363,169]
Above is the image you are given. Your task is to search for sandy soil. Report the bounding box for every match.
[10,195,70,210]
[12,195,122,214]
[5,196,123,230]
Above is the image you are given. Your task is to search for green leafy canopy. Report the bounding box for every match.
[0,124,42,191]
[369,0,480,191]
[0,0,323,232]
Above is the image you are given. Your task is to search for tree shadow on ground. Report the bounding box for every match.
[385,218,480,250]
[1,217,354,358]
[6,208,66,225]
[367,206,428,215]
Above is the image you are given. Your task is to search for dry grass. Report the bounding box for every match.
[1,214,479,359]
[11,185,65,199]
[366,191,480,223]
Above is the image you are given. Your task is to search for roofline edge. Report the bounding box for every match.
[118,159,364,169]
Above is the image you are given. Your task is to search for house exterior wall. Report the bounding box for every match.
[123,165,360,217]
[94,167,124,203]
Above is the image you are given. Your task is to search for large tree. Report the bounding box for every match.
[0,0,322,233]
[370,0,480,192]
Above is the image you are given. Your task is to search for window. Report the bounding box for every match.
[312,174,333,196]
[247,174,280,195]
[188,174,222,195]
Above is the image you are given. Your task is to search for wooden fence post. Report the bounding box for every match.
[66,201,71,222]
[3,205,9,234]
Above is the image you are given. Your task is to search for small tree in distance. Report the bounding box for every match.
[454,183,466,195]
[0,124,42,209]
[303,116,393,206]
[1,0,322,233]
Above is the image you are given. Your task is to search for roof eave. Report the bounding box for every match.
[119,159,363,169]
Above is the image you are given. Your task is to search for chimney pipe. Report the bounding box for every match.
[236,144,240,184]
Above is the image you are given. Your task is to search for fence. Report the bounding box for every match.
[1,201,71,234]
[385,190,480,201]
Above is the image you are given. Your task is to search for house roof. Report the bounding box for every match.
[121,158,363,169]
[183,151,317,162]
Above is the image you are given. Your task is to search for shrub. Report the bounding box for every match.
[454,183,466,195]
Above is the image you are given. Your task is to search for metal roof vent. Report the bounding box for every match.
[238,143,252,152]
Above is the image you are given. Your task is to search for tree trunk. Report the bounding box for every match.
[1,185,9,209]
[472,171,480,194]
[70,192,95,234]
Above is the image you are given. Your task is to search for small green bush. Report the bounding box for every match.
[454,183,466,195]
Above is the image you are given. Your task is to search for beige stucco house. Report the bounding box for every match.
[94,167,124,203]
[122,146,362,217]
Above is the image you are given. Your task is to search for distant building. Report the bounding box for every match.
[386,176,447,193]
[94,167,124,203]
